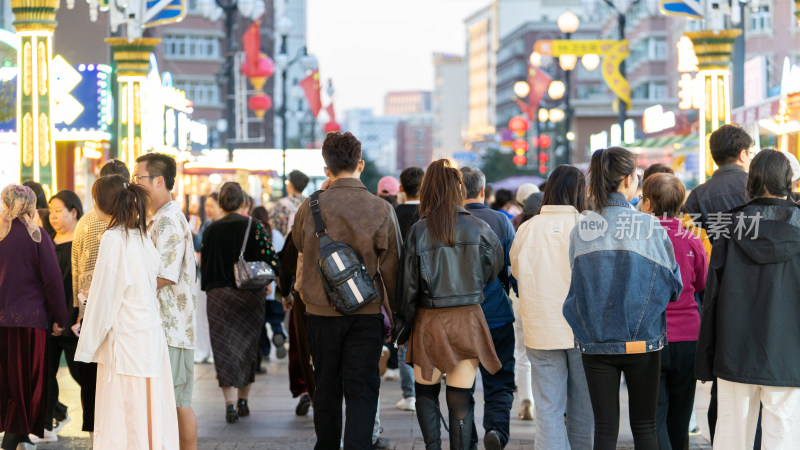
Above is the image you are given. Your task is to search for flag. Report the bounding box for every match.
[514,97,533,118]
[527,65,552,110]
[299,69,322,118]
[242,21,260,76]
[325,102,336,123]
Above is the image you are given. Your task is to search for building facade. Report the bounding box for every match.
[343,108,400,175]
[384,91,431,116]
[396,114,433,170]
[432,53,465,161]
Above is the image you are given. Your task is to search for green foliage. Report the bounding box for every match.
[360,155,384,193]
[480,148,540,184]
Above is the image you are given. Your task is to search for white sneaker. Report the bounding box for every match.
[396,397,416,411]
[53,413,70,433]
[29,429,57,443]
[383,368,399,381]
[16,443,37,450]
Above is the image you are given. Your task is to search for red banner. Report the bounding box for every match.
[325,102,336,123]
[242,21,260,76]
[300,69,322,118]
[527,65,552,111]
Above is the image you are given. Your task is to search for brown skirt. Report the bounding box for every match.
[207,287,266,388]
[0,327,47,437]
[407,305,501,382]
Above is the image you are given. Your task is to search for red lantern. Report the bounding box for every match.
[513,155,527,166]
[508,116,529,133]
[539,135,552,149]
[242,54,275,91]
[530,136,539,148]
[539,152,549,163]
[539,164,547,174]
[511,139,528,153]
[324,121,341,133]
[248,93,272,118]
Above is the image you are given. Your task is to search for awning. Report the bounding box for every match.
[629,133,698,149]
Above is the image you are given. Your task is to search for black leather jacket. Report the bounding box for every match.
[393,207,504,345]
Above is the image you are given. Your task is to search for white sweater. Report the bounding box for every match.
[510,205,581,350]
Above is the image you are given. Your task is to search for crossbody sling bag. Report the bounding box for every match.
[309,191,378,314]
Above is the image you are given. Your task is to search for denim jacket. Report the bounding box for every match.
[562,193,683,354]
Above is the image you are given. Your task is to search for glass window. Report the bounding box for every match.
[749,5,772,33]
[163,33,221,60]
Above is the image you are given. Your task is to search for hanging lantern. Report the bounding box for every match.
[248,93,272,118]
[511,139,528,153]
[539,152,549,163]
[324,121,341,133]
[513,155,527,166]
[539,135,552,149]
[539,164,547,174]
[243,53,275,91]
[531,136,539,149]
[508,116,529,133]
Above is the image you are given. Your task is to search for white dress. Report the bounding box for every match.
[75,227,179,450]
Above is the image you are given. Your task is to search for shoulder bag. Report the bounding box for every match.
[234,216,277,289]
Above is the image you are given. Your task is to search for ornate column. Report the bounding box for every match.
[685,29,741,182]
[12,0,59,193]
[106,37,160,166]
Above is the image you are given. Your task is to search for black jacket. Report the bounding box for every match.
[685,164,748,242]
[696,198,800,387]
[393,207,504,345]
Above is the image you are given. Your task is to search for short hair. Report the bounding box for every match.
[747,149,793,199]
[100,159,130,179]
[642,173,686,218]
[460,166,486,200]
[642,163,674,182]
[709,124,754,166]
[219,182,244,213]
[399,167,425,199]
[322,132,362,175]
[288,170,310,193]
[491,189,514,211]
[50,190,84,222]
[136,153,177,190]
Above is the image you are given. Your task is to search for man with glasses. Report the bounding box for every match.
[133,153,198,449]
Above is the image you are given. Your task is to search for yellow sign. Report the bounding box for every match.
[535,39,631,108]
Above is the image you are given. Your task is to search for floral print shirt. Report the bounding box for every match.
[148,201,197,349]
[269,194,306,237]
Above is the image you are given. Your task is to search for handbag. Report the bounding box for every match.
[310,191,378,314]
[233,216,278,289]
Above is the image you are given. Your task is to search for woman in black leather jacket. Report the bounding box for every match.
[393,159,504,450]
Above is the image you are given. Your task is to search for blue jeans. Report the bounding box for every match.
[397,345,415,398]
[527,347,594,450]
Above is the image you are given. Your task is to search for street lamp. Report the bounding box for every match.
[557,10,579,164]
[199,0,264,161]
[513,81,531,98]
[276,15,318,196]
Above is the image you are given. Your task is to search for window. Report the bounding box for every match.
[172,80,221,107]
[651,37,667,61]
[163,34,221,60]
[749,5,772,33]
[631,81,668,100]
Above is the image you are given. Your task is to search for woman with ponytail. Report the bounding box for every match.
[562,148,683,449]
[74,175,179,448]
[394,159,504,449]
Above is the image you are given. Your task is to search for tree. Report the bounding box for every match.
[360,155,384,193]
[479,147,539,183]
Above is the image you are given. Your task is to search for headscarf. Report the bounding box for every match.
[0,184,42,243]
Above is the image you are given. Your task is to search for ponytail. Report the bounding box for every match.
[92,175,150,235]
[588,147,636,211]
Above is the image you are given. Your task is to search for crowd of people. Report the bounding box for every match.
[1,122,799,450]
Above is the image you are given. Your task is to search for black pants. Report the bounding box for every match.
[470,322,515,447]
[259,300,287,356]
[77,361,97,432]
[656,342,696,450]
[307,313,383,450]
[44,335,81,430]
[582,351,661,450]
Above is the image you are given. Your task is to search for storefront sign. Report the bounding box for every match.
[643,105,676,134]
[676,37,699,110]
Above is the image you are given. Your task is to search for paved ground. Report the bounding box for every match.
[23,349,713,449]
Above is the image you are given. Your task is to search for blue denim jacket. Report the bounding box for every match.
[562,193,683,354]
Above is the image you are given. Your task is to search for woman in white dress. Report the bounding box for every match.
[74,175,178,449]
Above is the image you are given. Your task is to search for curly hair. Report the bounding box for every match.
[322,132,362,175]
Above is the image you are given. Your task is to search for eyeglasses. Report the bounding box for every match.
[132,175,158,183]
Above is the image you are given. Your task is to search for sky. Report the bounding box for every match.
[307,0,489,117]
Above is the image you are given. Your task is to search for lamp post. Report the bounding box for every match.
[601,0,640,143]
[199,0,263,162]
[557,11,579,164]
[276,15,318,197]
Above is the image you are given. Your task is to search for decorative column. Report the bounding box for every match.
[106,37,160,166]
[12,0,59,193]
[685,29,741,182]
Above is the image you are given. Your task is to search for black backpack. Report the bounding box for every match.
[309,191,378,314]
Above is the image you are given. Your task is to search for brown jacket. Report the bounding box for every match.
[292,177,401,316]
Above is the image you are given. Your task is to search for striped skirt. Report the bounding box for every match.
[207,287,266,388]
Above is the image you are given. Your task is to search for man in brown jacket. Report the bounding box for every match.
[292,131,401,450]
